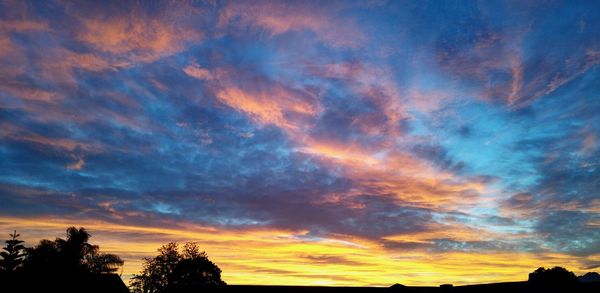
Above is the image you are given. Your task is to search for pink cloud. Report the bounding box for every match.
[70,3,203,65]
[0,19,50,82]
[581,131,597,155]
[0,19,49,32]
[184,62,214,80]
[544,49,600,95]
[306,61,409,137]
[218,1,365,48]
[507,56,523,106]
[65,51,114,72]
[193,59,485,212]
[66,158,85,170]
[0,123,98,153]
[215,84,319,130]
[0,86,59,102]
[299,141,486,211]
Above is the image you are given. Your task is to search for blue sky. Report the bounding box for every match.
[1,0,599,285]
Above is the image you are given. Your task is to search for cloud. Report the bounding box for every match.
[434,24,525,106]
[300,255,364,266]
[304,61,409,137]
[507,56,523,106]
[581,131,597,155]
[194,66,321,131]
[1,122,98,153]
[71,2,203,65]
[2,0,600,286]
[183,62,214,80]
[535,211,600,256]
[215,84,318,130]
[0,17,53,97]
[218,0,365,48]
[64,51,114,72]
[176,54,491,240]
[66,158,85,170]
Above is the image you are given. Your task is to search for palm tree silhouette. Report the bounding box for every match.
[55,227,96,272]
[24,226,123,274]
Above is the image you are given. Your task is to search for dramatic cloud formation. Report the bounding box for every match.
[1,0,599,286]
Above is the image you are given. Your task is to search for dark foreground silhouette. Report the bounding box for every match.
[1,228,599,292]
[0,271,129,293]
[130,242,226,293]
[0,227,128,292]
[213,281,600,293]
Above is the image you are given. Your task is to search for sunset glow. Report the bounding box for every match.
[1,0,599,287]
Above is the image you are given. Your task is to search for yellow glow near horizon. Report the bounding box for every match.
[1,216,597,287]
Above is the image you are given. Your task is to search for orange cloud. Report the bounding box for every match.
[0,123,99,153]
[73,5,202,64]
[297,141,381,166]
[0,85,59,102]
[66,158,85,170]
[0,19,50,83]
[218,1,365,48]
[65,51,114,72]
[35,48,125,93]
[184,62,214,80]
[295,134,485,211]
[201,59,484,214]
[215,85,319,130]
[351,171,485,211]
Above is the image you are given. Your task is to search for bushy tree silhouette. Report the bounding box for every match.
[130,242,226,293]
[528,266,578,287]
[0,230,26,271]
[23,239,61,272]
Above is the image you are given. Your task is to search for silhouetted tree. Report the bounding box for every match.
[528,266,578,287]
[23,239,61,272]
[86,251,125,274]
[0,230,26,271]
[23,226,123,274]
[52,227,97,273]
[171,243,226,290]
[130,242,225,293]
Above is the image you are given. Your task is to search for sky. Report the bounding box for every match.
[1,0,600,287]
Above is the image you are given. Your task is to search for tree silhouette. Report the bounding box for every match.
[55,227,96,272]
[528,266,579,287]
[0,230,26,271]
[86,251,125,274]
[23,239,61,272]
[130,242,226,293]
[23,226,123,274]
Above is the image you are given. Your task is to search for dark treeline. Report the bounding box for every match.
[1,227,599,293]
[0,227,129,293]
[0,227,226,293]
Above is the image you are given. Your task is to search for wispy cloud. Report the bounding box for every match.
[1,0,600,286]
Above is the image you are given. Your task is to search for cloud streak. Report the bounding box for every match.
[1,0,600,286]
